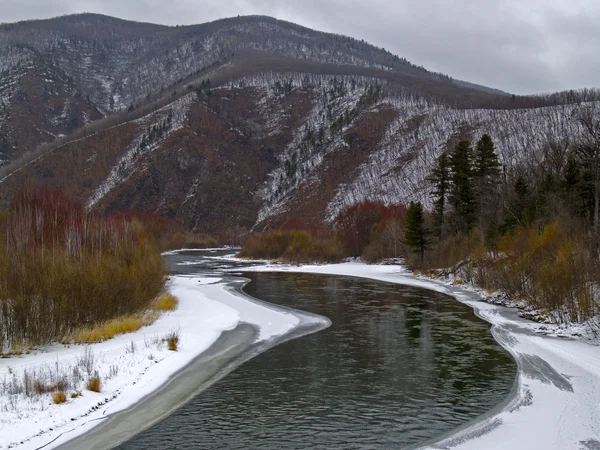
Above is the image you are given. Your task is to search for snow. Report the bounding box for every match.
[0,273,306,449]
[325,100,600,221]
[236,261,600,450]
[86,93,194,209]
[3,254,598,449]
[236,71,600,226]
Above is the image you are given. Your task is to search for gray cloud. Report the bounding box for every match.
[1,0,598,94]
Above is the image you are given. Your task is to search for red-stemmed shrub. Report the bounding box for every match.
[0,186,165,353]
[334,201,407,257]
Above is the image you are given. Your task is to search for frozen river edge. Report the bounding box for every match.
[236,261,600,450]
[1,274,329,450]
[55,276,330,450]
[10,257,600,449]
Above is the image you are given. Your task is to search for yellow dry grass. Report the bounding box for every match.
[52,391,67,404]
[87,376,101,393]
[71,314,156,344]
[151,292,179,312]
[68,292,179,344]
[165,330,179,351]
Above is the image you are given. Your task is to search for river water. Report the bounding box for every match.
[120,251,516,449]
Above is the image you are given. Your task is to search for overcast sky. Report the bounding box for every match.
[1,0,598,94]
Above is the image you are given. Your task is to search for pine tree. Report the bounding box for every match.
[473,134,502,227]
[564,146,593,223]
[426,153,450,240]
[503,175,531,231]
[537,173,561,223]
[574,106,600,252]
[474,134,501,178]
[484,220,500,255]
[403,201,430,268]
[449,140,477,232]
[579,170,596,225]
[563,156,580,191]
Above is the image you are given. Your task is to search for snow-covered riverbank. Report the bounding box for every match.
[0,274,320,450]
[4,253,599,450]
[236,261,600,450]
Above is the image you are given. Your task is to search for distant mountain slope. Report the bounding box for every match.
[0,14,598,233]
[0,71,596,233]
[0,13,508,163]
[0,13,452,113]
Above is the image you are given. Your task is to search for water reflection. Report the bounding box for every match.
[122,262,516,449]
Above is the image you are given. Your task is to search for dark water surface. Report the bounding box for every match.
[121,252,516,449]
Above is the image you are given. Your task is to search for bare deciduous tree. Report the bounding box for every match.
[574,105,600,252]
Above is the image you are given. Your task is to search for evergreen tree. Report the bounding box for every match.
[562,156,594,224]
[426,153,450,240]
[474,134,501,178]
[503,175,532,231]
[473,134,502,228]
[579,170,596,225]
[537,173,561,223]
[403,201,430,268]
[563,156,580,192]
[449,140,477,232]
[574,107,600,251]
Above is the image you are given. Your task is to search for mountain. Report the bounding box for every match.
[0,14,598,234]
[0,13,512,162]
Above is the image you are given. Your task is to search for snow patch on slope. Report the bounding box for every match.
[326,101,598,220]
[86,94,194,209]
[228,73,387,225]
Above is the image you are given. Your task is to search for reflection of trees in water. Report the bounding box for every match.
[127,269,516,449]
[238,271,515,436]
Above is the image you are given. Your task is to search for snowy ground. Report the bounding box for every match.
[4,257,599,450]
[0,274,316,450]
[236,261,600,450]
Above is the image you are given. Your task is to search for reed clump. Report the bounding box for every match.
[165,330,179,351]
[52,390,67,404]
[0,186,166,354]
[152,292,179,312]
[86,376,101,393]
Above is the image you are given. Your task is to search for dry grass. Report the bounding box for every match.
[70,314,156,344]
[474,222,596,322]
[166,231,218,251]
[87,376,101,393]
[69,291,178,344]
[52,391,67,404]
[33,378,69,395]
[152,292,179,312]
[165,330,179,351]
[70,391,82,399]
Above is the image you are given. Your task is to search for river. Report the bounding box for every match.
[119,250,516,449]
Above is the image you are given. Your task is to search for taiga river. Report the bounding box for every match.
[121,251,516,449]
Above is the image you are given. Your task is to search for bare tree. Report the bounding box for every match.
[574,105,600,252]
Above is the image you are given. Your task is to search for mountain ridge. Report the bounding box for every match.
[0,13,598,235]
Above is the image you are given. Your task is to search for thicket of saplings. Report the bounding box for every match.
[0,187,166,354]
[238,203,407,263]
[410,131,599,323]
[111,210,219,251]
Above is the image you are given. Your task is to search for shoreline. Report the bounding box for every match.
[0,272,329,450]
[235,261,600,450]
[5,253,599,449]
[55,276,330,450]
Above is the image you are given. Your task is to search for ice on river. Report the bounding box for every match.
[0,274,302,449]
